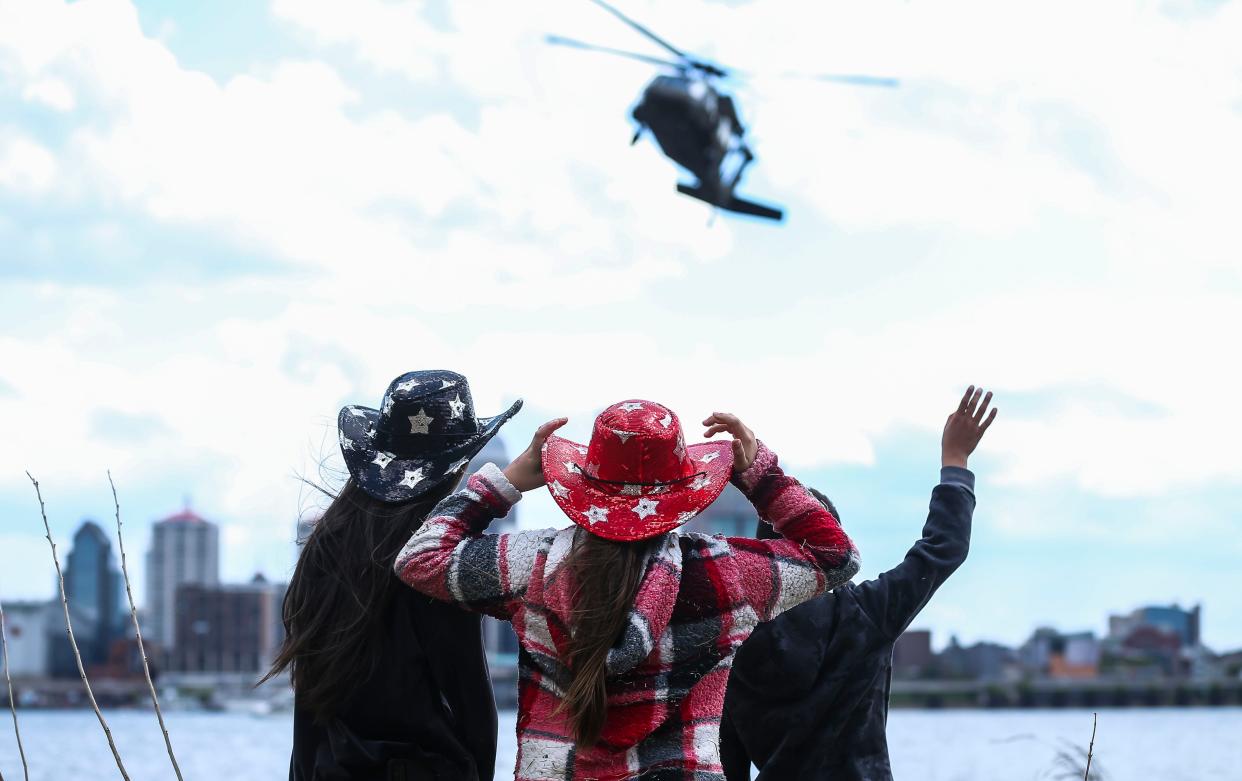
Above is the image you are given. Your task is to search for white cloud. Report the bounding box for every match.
[1,0,1241,607]
[21,76,74,110]
[0,131,57,193]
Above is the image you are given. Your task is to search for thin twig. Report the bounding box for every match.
[109,471,183,781]
[27,472,130,780]
[1083,711,1097,781]
[1,598,29,781]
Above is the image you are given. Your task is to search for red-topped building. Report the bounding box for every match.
[145,505,219,653]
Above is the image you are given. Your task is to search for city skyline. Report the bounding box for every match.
[2,488,1233,658]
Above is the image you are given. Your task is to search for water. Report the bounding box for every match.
[0,708,1239,779]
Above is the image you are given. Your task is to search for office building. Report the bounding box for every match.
[50,521,126,677]
[146,507,219,651]
[170,575,285,675]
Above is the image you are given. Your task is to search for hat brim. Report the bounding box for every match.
[541,434,733,541]
[339,399,522,503]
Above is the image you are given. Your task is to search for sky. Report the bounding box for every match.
[1,0,1240,651]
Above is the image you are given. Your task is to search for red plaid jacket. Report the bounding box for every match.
[395,442,860,780]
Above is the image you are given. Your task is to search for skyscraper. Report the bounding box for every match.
[680,483,755,537]
[50,521,126,677]
[146,507,220,652]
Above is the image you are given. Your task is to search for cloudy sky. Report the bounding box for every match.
[1,0,1239,650]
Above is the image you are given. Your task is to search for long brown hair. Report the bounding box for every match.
[262,476,457,721]
[558,528,656,747]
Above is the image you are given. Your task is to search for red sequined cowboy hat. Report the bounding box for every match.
[541,400,732,541]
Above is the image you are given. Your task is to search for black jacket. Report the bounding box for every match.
[291,588,497,781]
[721,468,975,781]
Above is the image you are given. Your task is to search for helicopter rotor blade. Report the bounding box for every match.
[796,73,900,88]
[544,35,686,69]
[588,0,687,60]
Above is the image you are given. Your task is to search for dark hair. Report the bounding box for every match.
[558,528,656,747]
[262,475,459,721]
[807,487,840,522]
[756,487,840,541]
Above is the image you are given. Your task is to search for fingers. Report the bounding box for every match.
[701,411,740,427]
[731,438,745,463]
[980,407,998,433]
[531,417,568,449]
[966,387,983,417]
[703,423,730,439]
[957,385,975,414]
[973,391,993,423]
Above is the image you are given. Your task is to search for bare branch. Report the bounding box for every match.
[1,597,29,781]
[1084,712,1097,781]
[109,471,183,781]
[26,471,130,780]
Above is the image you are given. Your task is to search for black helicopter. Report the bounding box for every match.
[548,0,898,221]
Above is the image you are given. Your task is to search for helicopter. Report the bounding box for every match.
[547,0,899,222]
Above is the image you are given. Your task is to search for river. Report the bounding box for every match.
[1,708,1239,779]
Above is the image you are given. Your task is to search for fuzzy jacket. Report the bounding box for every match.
[395,442,860,781]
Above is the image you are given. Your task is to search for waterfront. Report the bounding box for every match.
[1,707,1239,779]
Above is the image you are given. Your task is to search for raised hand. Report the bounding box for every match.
[942,386,997,469]
[702,412,758,473]
[503,418,569,492]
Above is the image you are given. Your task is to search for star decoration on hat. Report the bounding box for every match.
[673,438,686,461]
[448,457,471,474]
[563,461,581,474]
[448,394,466,420]
[372,452,395,469]
[583,506,610,525]
[399,468,426,489]
[440,379,455,389]
[341,437,356,451]
[690,474,712,491]
[408,408,434,434]
[613,429,634,444]
[350,407,369,419]
[648,485,669,495]
[700,451,720,464]
[619,402,644,412]
[659,412,672,429]
[381,396,393,414]
[633,498,659,520]
[550,480,570,499]
[394,379,420,393]
[576,446,588,456]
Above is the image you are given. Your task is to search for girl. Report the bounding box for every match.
[395,400,860,780]
[267,370,521,780]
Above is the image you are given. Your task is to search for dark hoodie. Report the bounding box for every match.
[720,467,975,781]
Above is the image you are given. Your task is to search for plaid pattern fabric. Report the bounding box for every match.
[396,443,860,780]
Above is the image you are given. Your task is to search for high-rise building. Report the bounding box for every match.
[146,507,220,652]
[680,483,755,538]
[50,521,126,677]
[170,574,285,675]
[893,629,934,678]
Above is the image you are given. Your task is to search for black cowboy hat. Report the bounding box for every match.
[339,370,522,503]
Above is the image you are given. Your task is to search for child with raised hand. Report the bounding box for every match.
[395,400,860,781]
[721,386,997,781]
